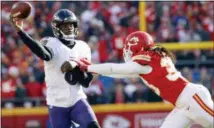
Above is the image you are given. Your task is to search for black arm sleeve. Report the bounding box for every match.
[17,30,53,61]
[78,72,93,88]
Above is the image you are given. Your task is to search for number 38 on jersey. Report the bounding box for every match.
[161,57,180,81]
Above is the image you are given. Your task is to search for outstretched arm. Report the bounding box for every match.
[10,15,53,61]
[87,61,152,78]
[103,74,139,78]
[17,30,53,61]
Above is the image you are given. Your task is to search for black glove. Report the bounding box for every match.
[64,67,80,85]
[64,67,93,88]
[78,72,93,88]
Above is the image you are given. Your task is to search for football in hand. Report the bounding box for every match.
[10,2,31,19]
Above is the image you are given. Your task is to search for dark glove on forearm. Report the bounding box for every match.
[64,67,93,87]
[78,72,93,88]
[64,67,82,85]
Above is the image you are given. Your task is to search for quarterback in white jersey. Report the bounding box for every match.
[10,9,100,128]
[42,37,90,107]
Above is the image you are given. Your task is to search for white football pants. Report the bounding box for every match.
[160,83,214,128]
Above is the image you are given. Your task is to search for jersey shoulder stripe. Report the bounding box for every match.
[132,54,151,61]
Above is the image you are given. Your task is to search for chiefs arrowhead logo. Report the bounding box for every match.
[128,37,139,46]
[102,115,131,128]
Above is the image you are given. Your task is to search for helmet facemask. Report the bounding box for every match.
[51,21,78,40]
[123,37,141,62]
[123,45,133,62]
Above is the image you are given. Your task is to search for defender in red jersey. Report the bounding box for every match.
[132,50,188,105]
[73,31,213,128]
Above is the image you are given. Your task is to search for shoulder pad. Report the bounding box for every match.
[75,40,86,44]
[132,51,151,61]
[76,40,90,48]
[131,51,152,65]
[132,54,151,62]
[40,37,59,46]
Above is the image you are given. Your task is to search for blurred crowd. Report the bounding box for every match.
[1,1,213,108]
[146,1,214,42]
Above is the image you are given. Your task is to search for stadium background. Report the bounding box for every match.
[1,1,213,128]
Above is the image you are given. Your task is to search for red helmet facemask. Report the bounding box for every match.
[123,31,154,62]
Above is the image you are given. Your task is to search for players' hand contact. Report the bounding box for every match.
[71,58,90,72]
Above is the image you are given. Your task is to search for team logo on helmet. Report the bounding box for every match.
[128,37,139,46]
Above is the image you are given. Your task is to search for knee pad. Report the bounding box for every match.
[87,121,100,128]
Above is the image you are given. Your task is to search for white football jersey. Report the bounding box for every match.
[41,37,91,107]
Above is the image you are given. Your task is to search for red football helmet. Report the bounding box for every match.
[123,31,154,62]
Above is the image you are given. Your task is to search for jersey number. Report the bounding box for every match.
[161,57,179,81]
